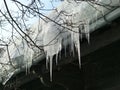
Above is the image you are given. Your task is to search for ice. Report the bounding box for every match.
[46,55,49,70]
[85,20,90,43]
[36,0,119,81]
[56,53,58,65]
[70,31,75,57]
[50,55,53,82]
[0,0,120,84]
[76,38,81,68]
[72,28,81,68]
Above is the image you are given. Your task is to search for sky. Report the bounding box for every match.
[0,0,61,42]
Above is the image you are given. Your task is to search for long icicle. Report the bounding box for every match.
[56,53,58,65]
[77,33,81,68]
[50,56,53,82]
[46,54,49,70]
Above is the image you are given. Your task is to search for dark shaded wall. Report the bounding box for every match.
[18,39,120,90]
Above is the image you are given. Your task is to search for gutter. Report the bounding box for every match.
[90,7,120,32]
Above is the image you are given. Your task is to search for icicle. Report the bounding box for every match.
[56,53,58,65]
[50,56,53,82]
[59,49,61,60]
[79,24,84,42]
[71,14,75,57]
[75,32,81,68]
[73,28,81,68]
[58,39,62,60]
[77,40,81,68]
[25,62,30,75]
[46,54,49,70]
[86,24,90,43]
[71,31,75,57]
[63,32,69,57]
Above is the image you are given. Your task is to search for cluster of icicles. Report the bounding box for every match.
[1,0,120,85]
[43,20,90,82]
[41,0,94,82]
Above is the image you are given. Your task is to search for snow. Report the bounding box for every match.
[36,0,120,82]
[0,0,120,84]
